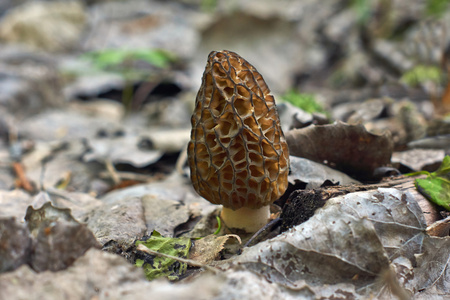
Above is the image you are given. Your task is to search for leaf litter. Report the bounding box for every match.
[0,1,450,299]
[1,96,449,298]
[1,87,449,299]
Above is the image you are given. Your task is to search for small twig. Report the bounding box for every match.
[11,162,34,192]
[105,159,121,185]
[176,145,188,176]
[8,124,34,192]
[136,244,222,274]
[39,159,46,191]
[132,80,159,110]
[243,218,281,248]
[98,170,156,182]
[348,175,426,191]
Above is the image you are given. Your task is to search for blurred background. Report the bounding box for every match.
[0,0,449,193]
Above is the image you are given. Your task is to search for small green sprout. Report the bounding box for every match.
[281,90,326,114]
[401,65,444,87]
[415,155,450,211]
[213,216,222,235]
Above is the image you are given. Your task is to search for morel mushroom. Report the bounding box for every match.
[188,50,289,232]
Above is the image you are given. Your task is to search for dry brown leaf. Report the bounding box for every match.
[426,216,450,237]
[141,194,190,238]
[285,121,393,180]
[391,149,445,172]
[232,188,426,294]
[0,217,31,272]
[190,234,240,265]
[85,196,147,247]
[25,202,100,272]
[413,236,450,295]
[288,156,360,188]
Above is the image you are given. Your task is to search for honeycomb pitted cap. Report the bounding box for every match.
[188,50,289,210]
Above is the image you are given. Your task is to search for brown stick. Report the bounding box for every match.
[12,161,34,192]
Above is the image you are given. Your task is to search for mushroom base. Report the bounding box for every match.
[220,205,270,233]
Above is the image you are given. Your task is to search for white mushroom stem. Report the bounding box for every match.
[220,205,271,233]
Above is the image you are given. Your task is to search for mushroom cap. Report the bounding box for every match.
[188,50,289,210]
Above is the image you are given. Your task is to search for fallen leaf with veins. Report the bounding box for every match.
[285,122,393,180]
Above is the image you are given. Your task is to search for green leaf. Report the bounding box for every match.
[281,90,326,114]
[401,65,444,87]
[201,0,218,12]
[351,0,371,24]
[425,0,450,17]
[415,155,450,211]
[404,170,431,177]
[83,48,175,70]
[434,155,450,178]
[91,49,127,69]
[134,49,174,68]
[135,231,191,281]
